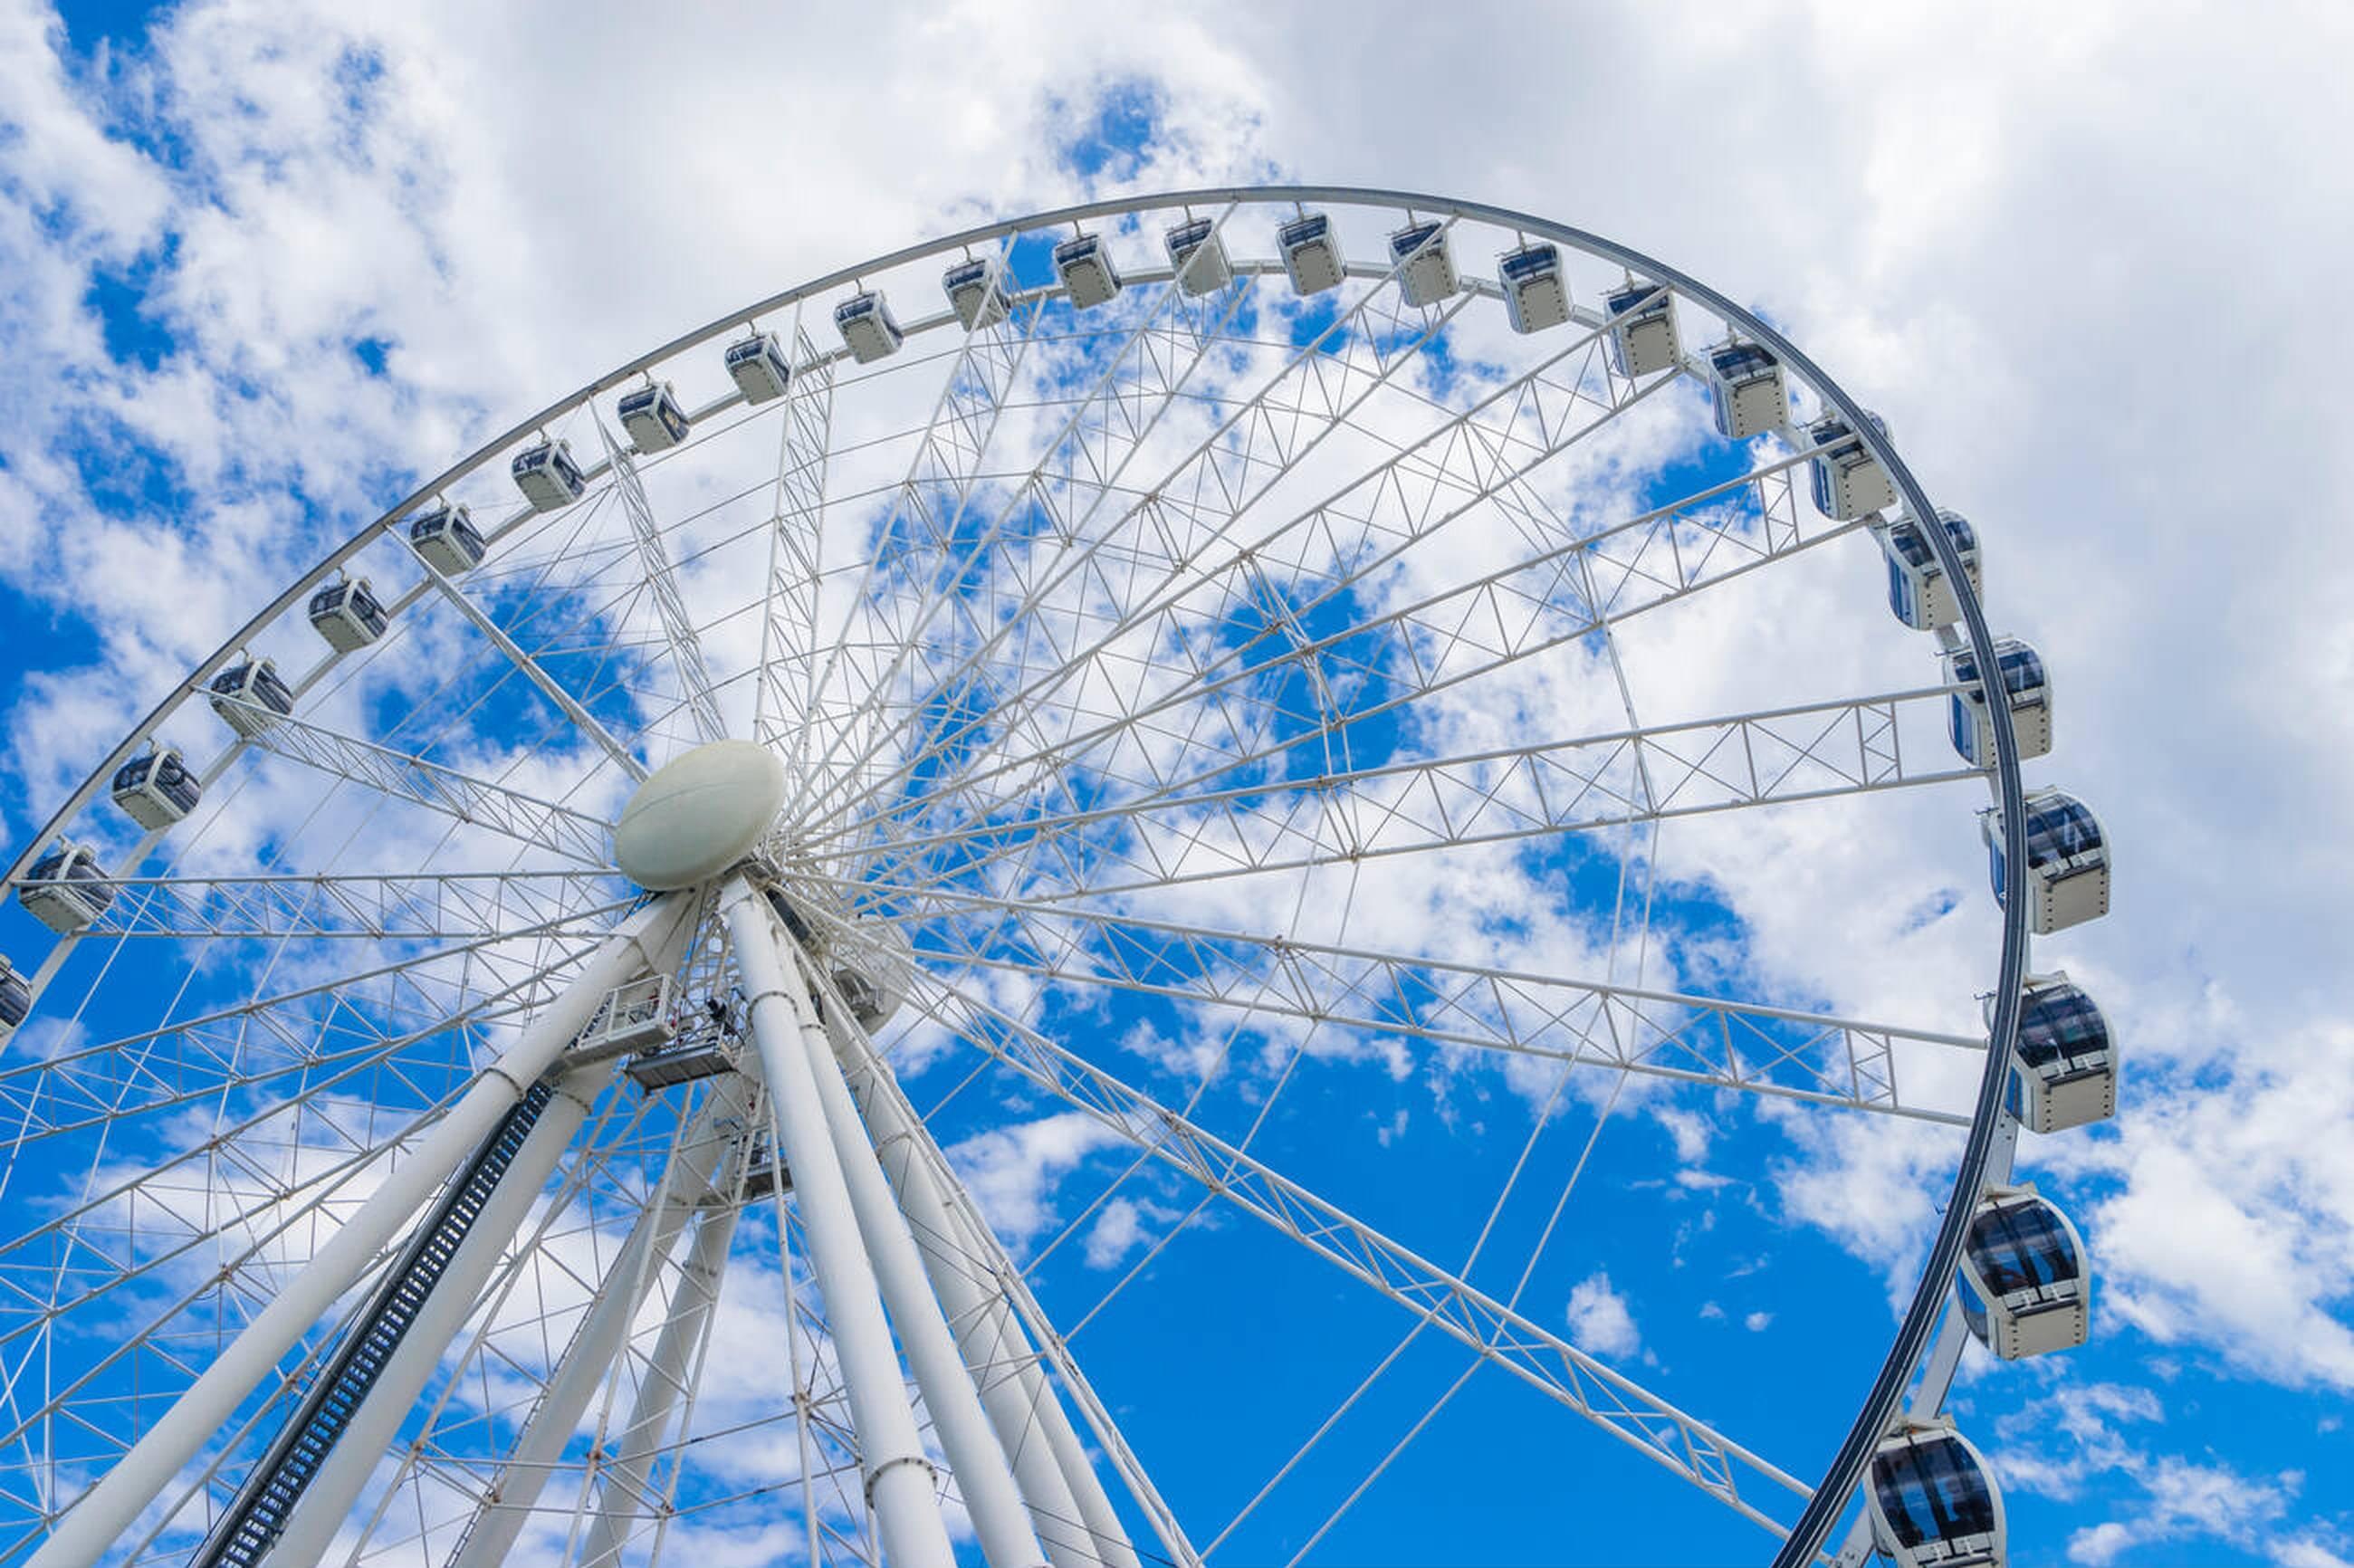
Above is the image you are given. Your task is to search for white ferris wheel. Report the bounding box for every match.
[0,188,2116,1568]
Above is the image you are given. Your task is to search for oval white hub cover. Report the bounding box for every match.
[612,740,786,890]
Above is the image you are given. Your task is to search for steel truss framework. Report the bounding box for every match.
[0,188,2040,1568]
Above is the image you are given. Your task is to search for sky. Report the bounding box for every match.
[1,3,2351,1567]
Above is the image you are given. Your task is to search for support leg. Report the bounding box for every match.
[721,878,955,1568]
[447,1080,750,1568]
[576,1200,740,1568]
[263,1082,597,1565]
[797,960,1048,1568]
[25,897,694,1568]
[830,1017,1141,1568]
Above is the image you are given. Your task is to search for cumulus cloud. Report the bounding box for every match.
[5,0,2353,1562]
[1565,1270,1641,1360]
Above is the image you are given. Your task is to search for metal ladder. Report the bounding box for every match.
[193,1080,559,1568]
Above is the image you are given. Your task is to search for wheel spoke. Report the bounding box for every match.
[834,689,1969,907]
[76,870,628,941]
[595,412,729,747]
[798,223,1487,839]
[841,887,1976,1122]
[896,964,1811,1534]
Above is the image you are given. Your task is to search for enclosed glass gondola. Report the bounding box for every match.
[20,841,112,934]
[1808,409,1896,519]
[1498,243,1571,334]
[1983,787,2110,934]
[512,437,587,512]
[1052,232,1123,309]
[307,577,388,654]
[1277,211,1345,297]
[1993,972,2117,1133]
[1946,637,2052,766]
[834,290,904,364]
[208,656,294,738]
[1708,341,1786,441]
[1603,281,1679,378]
[618,380,692,452]
[723,330,794,404]
[943,257,1016,330]
[1867,1418,2005,1568]
[1163,215,1231,296]
[408,502,486,576]
[0,955,28,1043]
[1876,509,1981,631]
[1387,220,1457,308]
[1956,1184,2091,1360]
[110,745,202,830]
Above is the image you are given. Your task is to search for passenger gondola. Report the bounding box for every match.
[208,657,294,737]
[1603,282,1679,378]
[1946,637,2051,766]
[724,330,793,403]
[1982,788,2110,934]
[307,577,388,654]
[512,437,587,512]
[409,503,486,576]
[1498,243,1571,334]
[1808,409,1897,518]
[835,290,904,364]
[1164,215,1231,296]
[1993,973,2117,1133]
[19,841,112,934]
[0,954,28,1042]
[1867,1418,2005,1568]
[1708,341,1786,441]
[1875,509,1981,631]
[111,746,202,830]
[943,257,1016,330]
[618,380,692,452]
[1388,220,1457,307]
[1957,1184,2091,1360]
[1277,212,1345,297]
[1053,232,1123,309]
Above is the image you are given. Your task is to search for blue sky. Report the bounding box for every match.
[2,4,2351,1567]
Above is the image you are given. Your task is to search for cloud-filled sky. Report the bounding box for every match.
[1,2,2350,1566]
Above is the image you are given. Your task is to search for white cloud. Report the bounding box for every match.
[1565,1270,1641,1360]
[5,0,2354,1558]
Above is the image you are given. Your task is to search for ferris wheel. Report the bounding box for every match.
[0,187,2117,1568]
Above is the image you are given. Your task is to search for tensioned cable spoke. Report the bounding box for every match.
[795,250,1043,818]
[795,229,1487,838]
[410,493,650,783]
[218,699,617,867]
[895,965,1811,1534]
[595,414,728,748]
[843,887,1977,1123]
[811,436,1845,861]
[0,912,622,1143]
[788,211,1257,837]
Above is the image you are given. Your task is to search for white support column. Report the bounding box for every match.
[720,877,955,1568]
[263,1081,596,1566]
[24,895,693,1568]
[798,974,1049,1568]
[577,1200,741,1568]
[448,1082,749,1568]
[829,1016,1140,1568]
